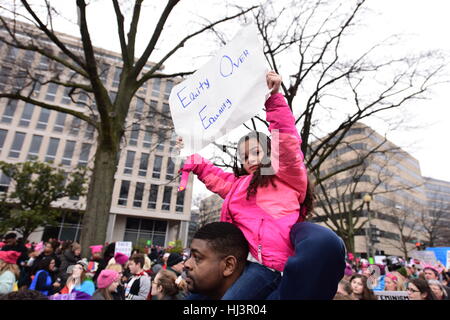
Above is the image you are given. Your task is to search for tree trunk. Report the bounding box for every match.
[79,141,119,257]
[341,233,355,255]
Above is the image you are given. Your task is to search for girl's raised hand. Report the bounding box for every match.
[266,71,282,95]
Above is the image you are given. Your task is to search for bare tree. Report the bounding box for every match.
[204,0,446,253]
[421,199,450,247]
[381,199,421,259]
[0,0,255,255]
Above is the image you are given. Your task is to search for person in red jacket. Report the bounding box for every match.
[179,71,345,299]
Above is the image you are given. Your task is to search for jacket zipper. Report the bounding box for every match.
[257,218,264,263]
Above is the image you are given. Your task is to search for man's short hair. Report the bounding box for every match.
[193,222,249,263]
[4,232,17,240]
[130,253,145,268]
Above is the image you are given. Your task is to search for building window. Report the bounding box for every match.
[38,55,50,70]
[123,218,167,247]
[27,135,43,160]
[78,143,92,167]
[61,140,76,166]
[42,212,83,242]
[19,103,35,128]
[129,123,140,146]
[162,186,172,211]
[8,132,26,158]
[164,80,173,100]
[112,66,122,88]
[109,91,117,102]
[61,87,72,104]
[152,78,161,97]
[69,117,82,136]
[135,98,144,120]
[147,184,159,209]
[133,182,145,208]
[99,63,110,82]
[155,132,165,152]
[143,126,152,148]
[0,129,8,152]
[32,75,43,98]
[166,157,175,180]
[13,71,26,91]
[0,66,12,91]
[0,173,11,193]
[22,50,36,67]
[45,137,60,163]
[148,100,158,122]
[176,189,185,212]
[123,150,135,175]
[118,180,130,206]
[2,100,17,124]
[161,103,171,126]
[138,153,149,177]
[76,92,88,108]
[152,155,163,179]
[45,83,58,102]
[84,124,95,140]
[5,46,18,62]
[36,108,51,130]
[53,112,67,133]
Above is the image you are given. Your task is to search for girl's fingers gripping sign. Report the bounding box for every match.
[266,71,282,95]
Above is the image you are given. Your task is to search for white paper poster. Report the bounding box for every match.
[114,241,132,258]
[169,24,269,155]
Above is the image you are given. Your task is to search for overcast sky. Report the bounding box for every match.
[9,0,450,197]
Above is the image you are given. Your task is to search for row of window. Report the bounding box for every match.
[1,101,96,139]
[0,43,174,100]
[117,180,185,213]
[122,150,180,180]
[1,100,174,153]
[0,129,92,166]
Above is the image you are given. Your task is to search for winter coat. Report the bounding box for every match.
[180,93,307,272]
[0,270,16,294]
[58,249,81,283]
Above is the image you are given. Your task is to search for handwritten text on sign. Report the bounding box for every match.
[169,25,268,155]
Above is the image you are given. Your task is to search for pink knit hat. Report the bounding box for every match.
[97,270,119,289]
[0,251,21,264]
[90,245,103,254]
[114,252,129,265]
[344,263,353,276]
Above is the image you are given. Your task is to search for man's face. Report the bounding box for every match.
[172,261,184,273]
[5,237,16,246]
[184,239,226,298]
[128,260,141,275]
[424,269,438,280]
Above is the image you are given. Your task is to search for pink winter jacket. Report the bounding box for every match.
[179,93,308,272]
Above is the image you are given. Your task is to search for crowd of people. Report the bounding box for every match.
[335,256,450,300]
[0,71,449,301]
[1,227,449,301]
[0,231,190,300]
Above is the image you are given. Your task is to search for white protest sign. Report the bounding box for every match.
[169,24,269,155]
[114,241,132,258]
[374,291,409,300]
[447,251,450,269]
[410,250,439,267]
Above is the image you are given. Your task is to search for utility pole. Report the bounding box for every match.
[363,193,374,259]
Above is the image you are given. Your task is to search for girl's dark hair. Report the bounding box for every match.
[233,131,315,219]
[349,274,378,300]
[37,256,55,272]
[233,131,276,200]
[409,279,436,300]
